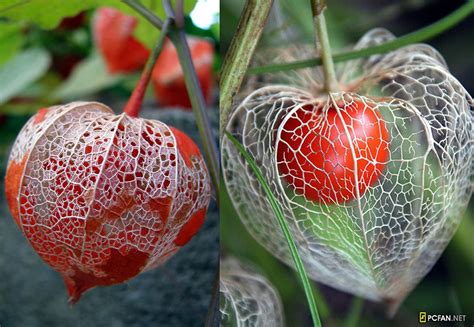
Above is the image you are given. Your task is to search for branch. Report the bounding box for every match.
[219,0,274,137]
[122,0,163,29]
[168,28,221,199]
[248,1,474,75]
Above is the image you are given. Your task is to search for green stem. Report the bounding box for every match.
[122,0,163,29]
[225,131,322,327]
[219,0,274,137]
[123,18,172,117]
[168,28,220,199]
[311,0,338,92]
[248,1,474,75]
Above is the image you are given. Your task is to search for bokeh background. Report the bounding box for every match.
[221,0,473,326]
[0,1,219,326]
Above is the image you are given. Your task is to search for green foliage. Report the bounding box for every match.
[0,0,96,29]
[0,21,23,65]
[52,52,123,100]
[0,48,51,105]
[0,0,196,47]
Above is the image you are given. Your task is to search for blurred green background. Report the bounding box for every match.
[221,0,473,326]
[0,1,220,326]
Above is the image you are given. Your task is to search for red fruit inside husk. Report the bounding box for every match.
[93,8,150,74]
[5,103,211,303]
[152,38,214,109]
[276,98,390,204]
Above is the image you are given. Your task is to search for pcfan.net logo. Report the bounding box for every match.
[419,311,467,324]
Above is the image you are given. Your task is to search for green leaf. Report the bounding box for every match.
[0,0,98,29]
[52,52,123,100]
[0,48,51,105]
[0,101,48,116]
[0,21,23,66]
[0,0,197,47]
[210,22,219,39]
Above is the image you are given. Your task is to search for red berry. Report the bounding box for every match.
[5,103,211,303]
[152,38,214,109]
[93,8,150,74]
[276,98,390,204]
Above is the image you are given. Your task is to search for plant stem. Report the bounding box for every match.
[225,131,322,327]
[219,0,274,137]
[168,28,220,199]
[248,0,474,75]
[175,0,185,28]
[123,18,172,117]
[122,0,163,29]
[311,0,338,92]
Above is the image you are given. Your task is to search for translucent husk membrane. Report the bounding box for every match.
[222,29,473,314]
[220,257,284,326]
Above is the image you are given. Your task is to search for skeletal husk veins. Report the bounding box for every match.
[5,101,211,303]
[222,28,473,314]
[220,257,284,327]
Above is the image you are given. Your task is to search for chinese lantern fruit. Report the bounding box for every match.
[223,28,473,312]
[276,99,390,204]
[152,38,214,108]
[93,8,150,74]
[5,102,211,303]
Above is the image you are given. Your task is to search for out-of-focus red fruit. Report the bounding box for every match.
[5,103,211,303]
[58,12,86,30]
[152,38,214,109]
[93,8,150,74]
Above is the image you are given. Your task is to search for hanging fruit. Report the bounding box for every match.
[5,102,211,303]
[93,7,150,74]
[152,37,214,109]
[222,28,473,313]
[276,99,390,204]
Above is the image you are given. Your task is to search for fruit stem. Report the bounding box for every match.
[311,0,338,92]
[123,18,172,117]
[168,28,220,199]
[219,0,274,137]
[122,0,164,28]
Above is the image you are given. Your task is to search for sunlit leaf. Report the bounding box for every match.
[0,0,197,47]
